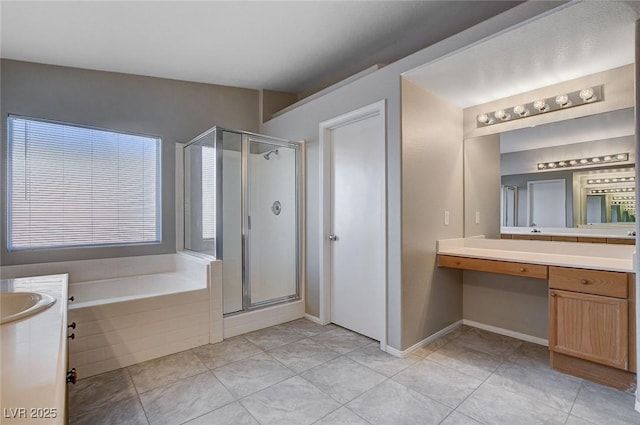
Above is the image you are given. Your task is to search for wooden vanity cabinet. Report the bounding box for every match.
[548,266,635,390]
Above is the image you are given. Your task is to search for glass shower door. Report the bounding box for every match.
[219,130,243,314]
[246,138,299,307]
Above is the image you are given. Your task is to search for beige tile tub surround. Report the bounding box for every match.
[61,253,220,379]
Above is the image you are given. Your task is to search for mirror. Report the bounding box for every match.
[499,107,635,231]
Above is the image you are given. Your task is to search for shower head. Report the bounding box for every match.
[263,149,279,160]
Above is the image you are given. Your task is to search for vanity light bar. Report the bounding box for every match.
[587,176,635,184]
[611,200,635,205]
[538,153,628,171]
[612,196,635,200]
[477,85,604,128]
[590,187,635,194]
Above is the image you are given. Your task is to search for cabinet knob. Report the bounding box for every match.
[68,333,75,340]
[580,279,589,285]
[68,322,76,329]
[519,267,526,272]
[66,368,77,384]
[68,296,74,302]
[550,292,557,297]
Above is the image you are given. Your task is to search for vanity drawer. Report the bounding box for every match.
[549,266,628,298]
[437,255,548,279]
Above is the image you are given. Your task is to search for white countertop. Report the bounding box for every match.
[1,274,68,425]
[501,226,636,239]
[438,237,635,272]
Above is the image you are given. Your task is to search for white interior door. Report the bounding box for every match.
[527,179,566,227]
[328,110,385,341]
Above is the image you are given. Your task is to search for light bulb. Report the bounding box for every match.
[513,105,529,117]
[579,87,595,102]
[616,154,627,160]
[533,100,549,112]
[569,160,578,165]
[494,109,510,121]
[579,159,588,164]
[538,163,546,169]
[604,156,612,161]
[592,157,600,162]
[477,114,491,125]
[547,162,556,168]
[555,94,571,107]
[558,161,566,167]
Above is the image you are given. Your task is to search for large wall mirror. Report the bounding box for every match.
[499,107,635,231]
[403,1,639,240]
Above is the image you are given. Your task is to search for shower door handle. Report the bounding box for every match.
[329,234,338,241]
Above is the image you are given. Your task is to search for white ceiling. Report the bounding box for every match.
[0,0,520,96]
[404,1,640,108]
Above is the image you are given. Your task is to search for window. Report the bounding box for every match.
[201,145,216,239]
[7,116,161,250]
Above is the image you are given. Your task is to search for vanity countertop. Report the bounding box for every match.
[500,226,635,239]
[438,237,635,272]
[1,274,69,424]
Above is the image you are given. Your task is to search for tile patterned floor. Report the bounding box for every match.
[69,320,640,425]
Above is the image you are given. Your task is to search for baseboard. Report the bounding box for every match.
[463,319,548,346]
[384,320,464,358]
[304,313,327,325]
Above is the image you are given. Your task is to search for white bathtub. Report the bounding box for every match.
[69,272,206,309]
[0,252,222,379]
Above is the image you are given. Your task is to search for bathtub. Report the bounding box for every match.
[69,272,206,309]
[1,252,222,379]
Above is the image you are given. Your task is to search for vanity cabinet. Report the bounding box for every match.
[548,266,635,390]
[437,255,547,279]
[436,249,636,391]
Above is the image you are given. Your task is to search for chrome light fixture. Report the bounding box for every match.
[537,152,629,171]
[476,85,604,128]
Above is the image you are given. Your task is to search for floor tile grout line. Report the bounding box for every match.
[124,367,151,425]
[564,379,586,425]
[443,343,515,425]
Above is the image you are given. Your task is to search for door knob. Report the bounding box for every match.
[329,234,338,241]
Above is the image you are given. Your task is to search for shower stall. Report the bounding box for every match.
[184,127,303,315]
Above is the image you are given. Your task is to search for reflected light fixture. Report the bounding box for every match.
[591,187,635,194]
[537,152,629,171]
[477,85,604,128]
[587,176,635,185]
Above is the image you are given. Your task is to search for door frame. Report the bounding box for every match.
[318,99,387,349]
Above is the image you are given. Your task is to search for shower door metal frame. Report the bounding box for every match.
[241,133,304,311]
[183,126,304,316]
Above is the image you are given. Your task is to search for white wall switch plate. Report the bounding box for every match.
[444,210,450,225]
[475,211,480,224]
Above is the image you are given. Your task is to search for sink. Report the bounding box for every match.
[1,292,56,324]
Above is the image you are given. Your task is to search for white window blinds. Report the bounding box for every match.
[201,146,216,239]
[7,116,161,250]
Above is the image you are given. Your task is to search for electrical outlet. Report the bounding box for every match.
[475,211,480,224]
[444,210,450,225]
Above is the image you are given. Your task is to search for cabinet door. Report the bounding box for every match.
[550,289,628,370]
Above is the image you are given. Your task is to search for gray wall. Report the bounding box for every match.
[463,271,549,340]
[464,135,501,238]
[401,79,464,348]
[1,59,259,265]
[260,2,556,351]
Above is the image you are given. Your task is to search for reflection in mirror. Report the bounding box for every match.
[499,108,635,230]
